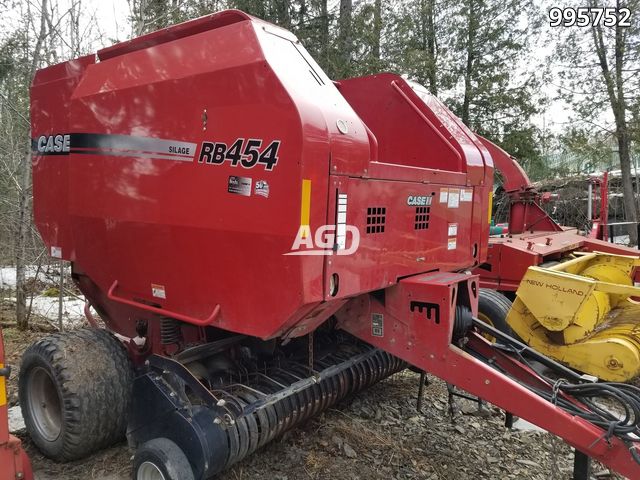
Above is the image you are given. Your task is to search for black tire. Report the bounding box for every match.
[19,328,133,461]
[133,438,195,480]
[477,289,514,340]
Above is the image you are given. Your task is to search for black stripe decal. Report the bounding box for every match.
[33,133,197,161]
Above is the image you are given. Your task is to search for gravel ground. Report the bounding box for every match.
[2,325,626,480]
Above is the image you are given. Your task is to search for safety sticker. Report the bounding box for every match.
[448,238,457,250]
[448,223,458,236]
[461,189,473,202]
[51,246,62,258]
[151,284,166,299]
[228,176,252,196]
[439,188,449,203]
[255,180,270,198]
[447,189,460,208]
[372,313,384,337]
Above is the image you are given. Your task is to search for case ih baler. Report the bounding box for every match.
[21,9,640,480]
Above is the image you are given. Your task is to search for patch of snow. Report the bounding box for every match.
[30,296,86,327]
[0,265,62,290]
[4,296,87,328]
[612,234,631,246]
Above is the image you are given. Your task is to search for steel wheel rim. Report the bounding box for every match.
[27,366,62,442]
[137,462,166,480]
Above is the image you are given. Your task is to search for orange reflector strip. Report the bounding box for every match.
[0,363,6,407]
[300,179,311,238]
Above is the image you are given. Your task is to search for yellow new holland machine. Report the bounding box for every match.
[507,252,640,382]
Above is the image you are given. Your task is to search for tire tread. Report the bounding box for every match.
[19,328,133,461]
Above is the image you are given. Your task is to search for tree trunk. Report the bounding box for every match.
[372,0,382,62]
[338,0,353,75]
[320,0,329,65]
[298,0,306,26]
[591,2,637,244]
[422,0,437,95]
[618,125,637,243]
[461,0,476,126]
[15,147,31,331]
[16,0,47,330]
[275,0,291,28]
[614,0,637,244]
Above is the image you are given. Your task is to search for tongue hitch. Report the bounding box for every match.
[337,271,640,479]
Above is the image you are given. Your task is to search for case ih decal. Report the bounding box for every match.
[32,134,281,170]
[32,133,197,162]
[198,138,280,170]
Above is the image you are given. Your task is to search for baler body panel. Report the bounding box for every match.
[30,11,493,340]
[31,54,95,263]
[337,75,492,270]
[324,176,478,301]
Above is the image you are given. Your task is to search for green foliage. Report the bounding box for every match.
[561,128,618,172]
[552,0,640,218]
[1,0,549,205]
[123,0,544,164]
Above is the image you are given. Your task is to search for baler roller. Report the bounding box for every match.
[209,344,404,472]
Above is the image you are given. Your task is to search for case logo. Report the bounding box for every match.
[37,134,70,153]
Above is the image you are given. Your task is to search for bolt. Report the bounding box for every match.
[608,358,621,368]
[485,379,490,385]
[216,399,226,407]
[214,417,222,424]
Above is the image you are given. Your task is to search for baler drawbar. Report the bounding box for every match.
[21,9,640,479]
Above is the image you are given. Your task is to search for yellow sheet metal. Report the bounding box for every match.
[508,252,640,381]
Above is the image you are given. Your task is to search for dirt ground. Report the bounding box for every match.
[3,325,624,480]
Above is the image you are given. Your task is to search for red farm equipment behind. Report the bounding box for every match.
[0,328,33,480]
[19,9,640,480]
[474,140,637,292]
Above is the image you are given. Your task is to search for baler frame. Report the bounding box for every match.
[337,271,640,478]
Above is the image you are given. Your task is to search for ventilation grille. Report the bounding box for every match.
[415,206,430,230]
[366,207,386,234]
